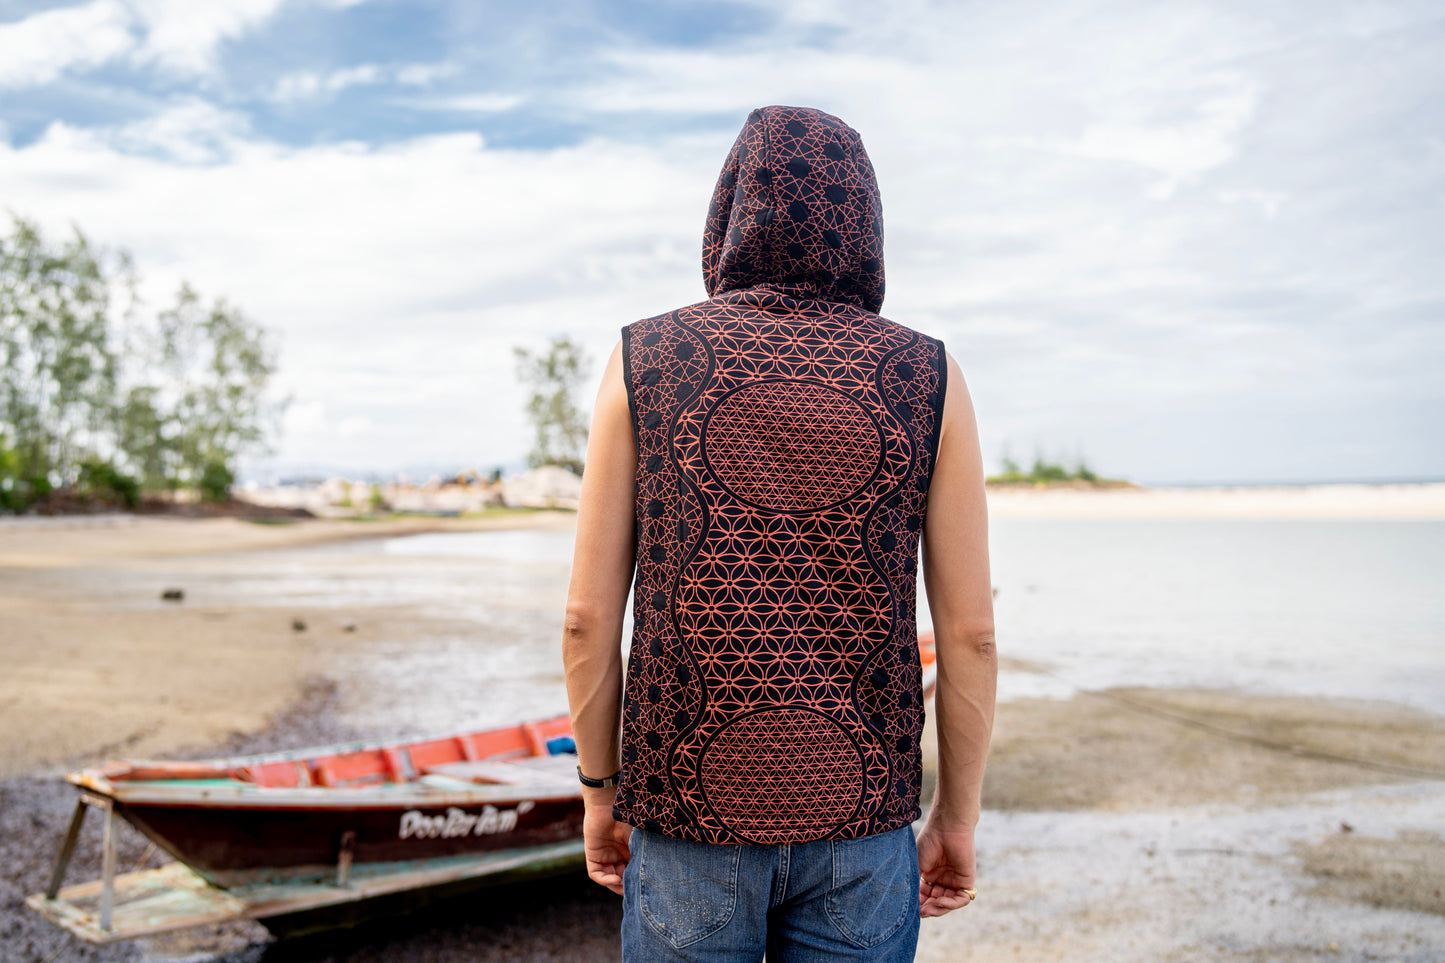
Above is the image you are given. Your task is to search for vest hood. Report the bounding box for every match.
[703,105,885,313]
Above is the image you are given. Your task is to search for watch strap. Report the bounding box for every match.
[577,766,621,788]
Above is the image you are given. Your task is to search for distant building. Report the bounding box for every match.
[239,466,582,515]
[502,466,582,509]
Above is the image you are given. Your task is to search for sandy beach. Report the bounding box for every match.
[1,488,1442,961]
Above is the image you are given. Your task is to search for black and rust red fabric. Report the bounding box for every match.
[614,105,946,845]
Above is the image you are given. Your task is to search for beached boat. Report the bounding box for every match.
[32,636,939,945]
[920,630,938,699]
[29,713,587,943]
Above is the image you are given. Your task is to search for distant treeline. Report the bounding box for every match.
[988,454,1123,486]
[0,216,282,512]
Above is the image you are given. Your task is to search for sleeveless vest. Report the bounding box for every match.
[612,106,947,845]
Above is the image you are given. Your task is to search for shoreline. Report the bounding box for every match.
[2,479,1441,563]
[2,494,1442,959]
[0,509,579,569]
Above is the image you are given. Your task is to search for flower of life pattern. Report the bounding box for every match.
[699,708,865,838]
[703,380,883,512]
[612,105,947,846]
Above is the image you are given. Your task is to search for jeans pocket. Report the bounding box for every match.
[638,829,741,949]
[825,826,918,949]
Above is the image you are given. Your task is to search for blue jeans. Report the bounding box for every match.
[621,824,920,962]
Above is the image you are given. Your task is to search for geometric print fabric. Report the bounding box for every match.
[703,379,883,512]
[615,289,946,845]
[612,105,946,845]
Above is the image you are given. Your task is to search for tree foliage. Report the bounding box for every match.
[120,283,282,499]
[0,215,282,511]
[990,450,1110,486]
[0,219,121,507]
[513,336,591,476]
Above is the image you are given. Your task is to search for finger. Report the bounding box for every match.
[587,858,625,881]
[920,880,965,900]
[920,893,972,916]
[921,873,971,890]
[588,868,624,895]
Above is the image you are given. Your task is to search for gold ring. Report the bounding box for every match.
[962,888,977,900]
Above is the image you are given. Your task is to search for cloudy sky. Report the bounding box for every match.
[2,0,1440,485]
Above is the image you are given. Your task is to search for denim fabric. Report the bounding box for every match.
[621,824,920,962]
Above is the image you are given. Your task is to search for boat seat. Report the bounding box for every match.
[416,773,489,792]
[502,754,583,777]
[423,759,576,787]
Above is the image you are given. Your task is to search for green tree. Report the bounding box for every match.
[120,283,283,500]
[987,446,1122,486]
[513,336,591,475]
[1030,453,1070,482]
[112,383,169,492]
[0,217,123,502]
[0,216,283,511]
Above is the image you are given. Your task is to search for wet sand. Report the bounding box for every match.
[915,689,1445,961]
[2,512,1443,961]
[0,510,578,570]
[0,512,576,777]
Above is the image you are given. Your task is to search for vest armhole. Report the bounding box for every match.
[926,335,947,472]
[620,323,641,452]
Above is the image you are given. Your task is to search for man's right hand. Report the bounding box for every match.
[916,822,977,917]
[582,791,631,895]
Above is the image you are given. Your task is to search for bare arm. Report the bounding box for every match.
[917,350,997,916]
[561,338,636,894]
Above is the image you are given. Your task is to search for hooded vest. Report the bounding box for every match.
[613,106,946,845]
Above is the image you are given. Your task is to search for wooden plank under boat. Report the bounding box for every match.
[28,839,587,944]
[29,713,587,943]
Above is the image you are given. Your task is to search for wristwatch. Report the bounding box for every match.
[577,766,622,788]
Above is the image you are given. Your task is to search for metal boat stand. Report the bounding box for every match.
[45,792,119,933]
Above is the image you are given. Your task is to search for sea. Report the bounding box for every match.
[218,516,1445,738]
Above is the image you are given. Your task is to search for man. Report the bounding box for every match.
[562,105,996,961]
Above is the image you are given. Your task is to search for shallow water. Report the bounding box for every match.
[120,518,1443,745]
[984,519,1445,713]
[338,518,1445,719]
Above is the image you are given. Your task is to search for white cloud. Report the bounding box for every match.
[108,97,252,163]
[336,415,372,438]
[0,0,318,88]
[1,0,1440,482]
[1063,81,1259,199]
[400,93,526,113]
[0,114,710,472]
[126,0,287,74]
[1217,188,1286,220]
[394,61,459,86]
[271,62,471,104]
[271,63,383,102]
[0,0,135,88]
